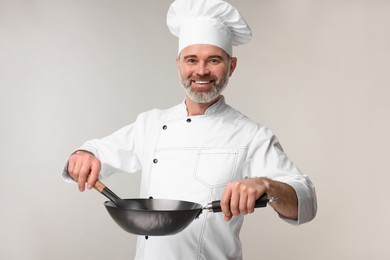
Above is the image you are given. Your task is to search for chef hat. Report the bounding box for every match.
[167,0,252,56]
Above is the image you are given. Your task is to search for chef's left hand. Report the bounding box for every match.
[221,177,299,222]
[220,177,268,222]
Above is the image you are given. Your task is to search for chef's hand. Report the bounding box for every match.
[221,177,298,222]
[67,150,101,192]
[220,177,267,222]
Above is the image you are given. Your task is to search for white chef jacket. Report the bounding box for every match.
[63,96,317,260]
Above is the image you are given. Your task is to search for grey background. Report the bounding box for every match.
[1,0,389,259]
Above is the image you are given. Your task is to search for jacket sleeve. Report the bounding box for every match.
[245,126,317,225]
[62,121,142,182]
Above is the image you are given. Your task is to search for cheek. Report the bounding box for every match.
[179,67,193,79]
[214,68,227,79]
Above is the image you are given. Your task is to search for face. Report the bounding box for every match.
[176,44,237,104]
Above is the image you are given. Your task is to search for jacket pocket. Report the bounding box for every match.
[193,148,238,188]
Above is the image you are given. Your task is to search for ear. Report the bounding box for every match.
[176,56,180,68]
[229,57,237,76]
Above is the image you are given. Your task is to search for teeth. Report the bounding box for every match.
[195,81,210,84]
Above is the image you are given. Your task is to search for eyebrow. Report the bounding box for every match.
[182,55,198,60]
[182,55,225,60]
[208,55,224,60]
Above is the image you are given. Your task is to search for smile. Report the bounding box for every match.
[195,81,211,84]
[191,80,215,85]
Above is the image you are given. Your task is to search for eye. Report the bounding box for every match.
[209,58,221,64]
[185,58,197,64]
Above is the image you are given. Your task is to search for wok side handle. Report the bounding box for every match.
[210,194,269,213]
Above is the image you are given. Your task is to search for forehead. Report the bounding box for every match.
[179,44,228,59]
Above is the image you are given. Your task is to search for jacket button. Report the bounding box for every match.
[153,158,158,164]
[186,118,191,123]
[162,125,167,130]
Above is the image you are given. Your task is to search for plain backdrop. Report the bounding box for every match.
[1,0,389,259]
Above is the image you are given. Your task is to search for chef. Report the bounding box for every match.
[63,0,317,259]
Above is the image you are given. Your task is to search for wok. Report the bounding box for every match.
[94,180,276,236]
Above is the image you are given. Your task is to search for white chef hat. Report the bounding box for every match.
[167,0,252,56]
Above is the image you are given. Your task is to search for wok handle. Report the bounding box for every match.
[93,180,121,201]
[94,180,106,193]
[210,194,269,213]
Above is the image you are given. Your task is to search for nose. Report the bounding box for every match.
[195,62,210,76]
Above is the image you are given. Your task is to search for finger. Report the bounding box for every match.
[224,214,233,222]
[87,160,101,190]
[230,182,241,216]
[67,154,80,179]
[246,193,257,214]
[239,189,249,215]
[221,183,234,221]
[77,161,92,192]
[70,157,83,182]
[77,173,87,192]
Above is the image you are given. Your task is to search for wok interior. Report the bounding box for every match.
[106,198,202,211]
[104,199,203,236]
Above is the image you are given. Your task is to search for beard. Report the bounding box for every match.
[178,65,230,104]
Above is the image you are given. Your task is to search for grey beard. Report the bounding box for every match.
[178,68,230,104]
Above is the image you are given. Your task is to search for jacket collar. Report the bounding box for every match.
[203,95,227,115]
[179,95,228,116]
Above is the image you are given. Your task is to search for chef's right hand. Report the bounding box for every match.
[67,150,101,192]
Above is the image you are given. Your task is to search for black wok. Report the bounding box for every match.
[94,180,275,236]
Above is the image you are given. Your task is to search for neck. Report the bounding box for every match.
[185,95,221,116]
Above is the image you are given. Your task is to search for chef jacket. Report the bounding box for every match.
[63,96,317,260]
